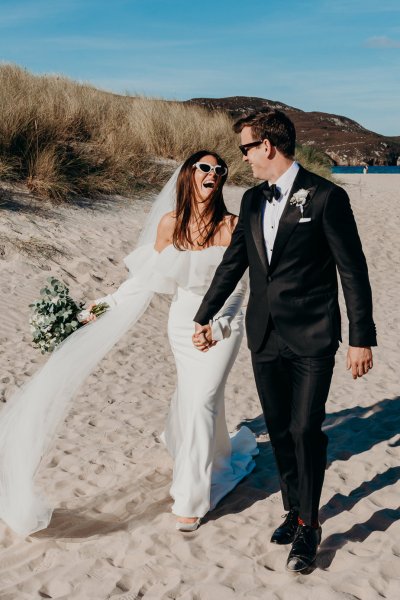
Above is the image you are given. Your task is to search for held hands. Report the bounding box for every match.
[192,323,217,352]
[347,346,373,379]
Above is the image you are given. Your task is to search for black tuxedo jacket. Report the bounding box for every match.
[194,165,377,356]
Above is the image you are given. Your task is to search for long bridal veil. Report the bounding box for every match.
[0,166,180,536]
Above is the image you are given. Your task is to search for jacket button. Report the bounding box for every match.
[267,276,272,282]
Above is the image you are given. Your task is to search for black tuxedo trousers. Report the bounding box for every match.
[252,326,335,524]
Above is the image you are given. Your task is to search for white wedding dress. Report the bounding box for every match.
[0,168,257,535]
[99,243,258,518]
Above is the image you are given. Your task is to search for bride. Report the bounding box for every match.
[0,150,257,536]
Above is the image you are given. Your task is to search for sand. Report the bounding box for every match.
[0,174,399,599]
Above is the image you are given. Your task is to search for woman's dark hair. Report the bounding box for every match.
[233,108,296,158]
[173,150,231,250]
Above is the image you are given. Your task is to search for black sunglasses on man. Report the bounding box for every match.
[238,140,264,156]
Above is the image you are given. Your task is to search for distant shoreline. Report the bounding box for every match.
[332,166,400,174]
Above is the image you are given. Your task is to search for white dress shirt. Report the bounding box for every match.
[263,161,299,263]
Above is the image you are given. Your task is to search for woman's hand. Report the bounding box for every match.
[80,303,97,324]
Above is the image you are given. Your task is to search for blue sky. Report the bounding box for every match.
[0,0,399,135]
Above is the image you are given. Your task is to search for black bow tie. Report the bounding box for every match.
[263,183,281,203]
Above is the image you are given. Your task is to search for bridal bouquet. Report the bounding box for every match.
[29,277,108,353]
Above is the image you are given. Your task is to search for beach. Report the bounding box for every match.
[0,173,399,599]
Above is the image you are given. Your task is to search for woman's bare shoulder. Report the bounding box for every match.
[155,211,176,251]
[158,211,176,230]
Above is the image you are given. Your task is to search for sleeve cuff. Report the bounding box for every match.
[211,317,231,341]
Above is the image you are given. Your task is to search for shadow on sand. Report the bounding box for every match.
[204,396,400,567]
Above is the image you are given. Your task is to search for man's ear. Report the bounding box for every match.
[263,139,275,159]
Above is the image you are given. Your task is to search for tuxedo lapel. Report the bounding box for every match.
[269,166,317,273]
[249,186,269,273]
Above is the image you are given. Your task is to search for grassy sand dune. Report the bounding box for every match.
[0,64,331,200]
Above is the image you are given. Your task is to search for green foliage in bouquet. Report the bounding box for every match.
[29,277,108,353]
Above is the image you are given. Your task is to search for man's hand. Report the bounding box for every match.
[192,323,216,352]
[346,346,373,379]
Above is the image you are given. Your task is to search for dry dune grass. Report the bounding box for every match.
[0,64,331,200]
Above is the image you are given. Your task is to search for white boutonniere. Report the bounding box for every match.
[289,188,311,216]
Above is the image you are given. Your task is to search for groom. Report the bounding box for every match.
[193,109,376,572]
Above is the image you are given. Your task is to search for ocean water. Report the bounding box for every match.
[332,166,400,174]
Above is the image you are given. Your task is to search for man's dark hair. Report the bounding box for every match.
[233,108,296,158]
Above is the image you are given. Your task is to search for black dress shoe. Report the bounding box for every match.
[286,525,322,572]
[270,509,299,545]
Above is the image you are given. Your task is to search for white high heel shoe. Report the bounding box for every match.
[175,518,201,532]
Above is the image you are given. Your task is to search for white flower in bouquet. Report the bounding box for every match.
[29,277,109,353]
